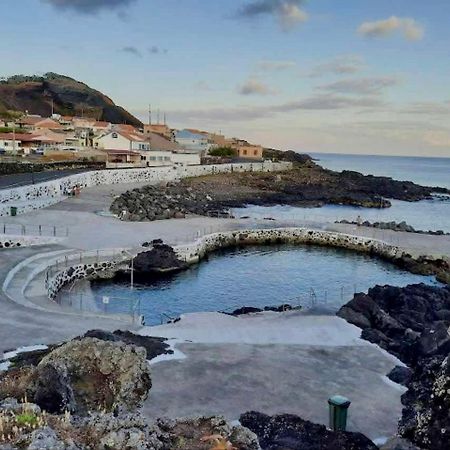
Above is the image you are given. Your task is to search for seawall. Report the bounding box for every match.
[0,161,291,216]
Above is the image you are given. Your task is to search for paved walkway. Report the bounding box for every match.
[141,312,405,441]
[0,246,138,353]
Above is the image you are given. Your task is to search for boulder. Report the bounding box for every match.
[240,411,378,450]
[387,366,413,386]
[133,244,188,277]
[379,437,421,449]
[32,337,151,415]
[399,355,450,450]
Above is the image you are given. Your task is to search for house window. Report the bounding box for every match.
[243,149,247,155]
[112,133,118,139]
[254,150,258,155]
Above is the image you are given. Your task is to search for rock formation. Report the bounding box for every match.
[240,411,378,450]
[338,284,450,449]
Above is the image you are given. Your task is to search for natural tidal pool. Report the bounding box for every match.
[86,245,440,325]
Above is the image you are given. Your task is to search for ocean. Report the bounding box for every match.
[233,153,450,233]
[311,153,450,190]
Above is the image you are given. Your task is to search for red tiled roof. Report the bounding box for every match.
[0,133,34,141]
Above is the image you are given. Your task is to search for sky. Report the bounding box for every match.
[2,0,450,157]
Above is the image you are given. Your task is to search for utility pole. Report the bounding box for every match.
[12,124,16,155]
[148,104,152,125]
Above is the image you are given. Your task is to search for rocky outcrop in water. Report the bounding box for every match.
[111,165,449,222]
[240,411,378,450]
[338,284,450,449]
[229,304,295,315]
[336,220,449,236]
[132,243,188,276]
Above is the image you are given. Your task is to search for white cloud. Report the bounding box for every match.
[358,16,424,41]
[278,2,308,31]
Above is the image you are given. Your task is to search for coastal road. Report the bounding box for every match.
[0,168,95,189]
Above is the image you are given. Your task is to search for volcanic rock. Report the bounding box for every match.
[240,411,378,450]
[32,337,151,415]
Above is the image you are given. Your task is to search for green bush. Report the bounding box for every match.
[208,147,236,158]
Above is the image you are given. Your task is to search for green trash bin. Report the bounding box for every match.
[10,206,17,217]
[328,395,351,431]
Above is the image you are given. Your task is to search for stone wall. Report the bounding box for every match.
[46,260,121,300]
[0,161,290,216]
[175,227,401,263]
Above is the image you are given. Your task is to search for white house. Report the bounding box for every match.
[175,129,212,154]
[0,134,22,154]
[95,130,150,151]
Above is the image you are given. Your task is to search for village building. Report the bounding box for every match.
[143,123,173,140]
[95,130,150,151]
[175,129,212,154]
[0,133,24,154]
[17,116,63,132]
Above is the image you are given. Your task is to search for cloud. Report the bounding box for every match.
[358,16,424,41]
[42,0,136,14]
[423,131,450,147]
[257,60,297,71]
[237,0,309,31]
[149,46,168,55]
[309,55,365,78]
[317,77,399,95]
[401,102,450,115]
[275,95,384,112]
[238,79,277,95]
[121,46,142,58]
[169,94,384,123]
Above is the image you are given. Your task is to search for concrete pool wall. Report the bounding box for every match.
[46,227,404,304]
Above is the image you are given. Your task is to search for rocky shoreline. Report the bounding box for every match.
[338,283,450,450]
[336,220,449,236]
[110,158,449,222]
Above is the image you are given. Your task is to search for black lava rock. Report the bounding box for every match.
[240,411,378,450]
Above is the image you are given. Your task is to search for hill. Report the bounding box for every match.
[0,73,142,127]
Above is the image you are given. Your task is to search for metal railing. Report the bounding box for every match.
[0,222,69,237]
[54,282,363,326]
[55,288,143,324]
[46,248,134,279]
